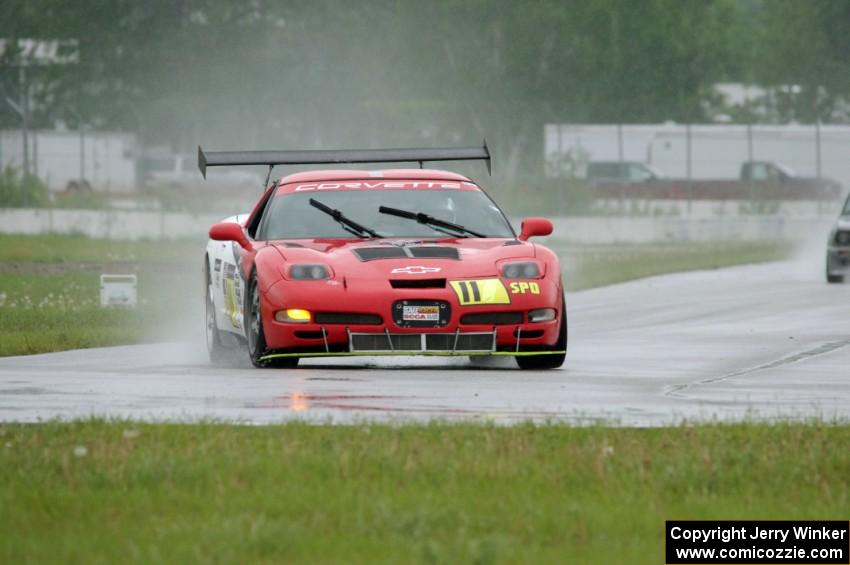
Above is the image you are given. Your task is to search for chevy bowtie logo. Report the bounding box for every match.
[390,266,442,275]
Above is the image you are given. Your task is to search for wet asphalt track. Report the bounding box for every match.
[1,259,849,425]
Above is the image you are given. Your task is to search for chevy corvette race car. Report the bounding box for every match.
[201,144,567,369]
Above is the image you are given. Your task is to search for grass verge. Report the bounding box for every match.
[0,269,200,357]
[554,241,792,291]
[0,233,202,264]
[0,235,203,356]
[0,421,846,564]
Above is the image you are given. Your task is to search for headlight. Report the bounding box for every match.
[290,264,329,280]
[501,262,540,279]
[835,231,850,246]
[528,308,556,322]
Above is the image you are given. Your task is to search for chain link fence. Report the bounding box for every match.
[541,124,850,217]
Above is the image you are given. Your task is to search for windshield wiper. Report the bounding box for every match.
[378,206,485,238]
[309,198,381,238]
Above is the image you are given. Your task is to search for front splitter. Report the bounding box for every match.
[260,350,567,361]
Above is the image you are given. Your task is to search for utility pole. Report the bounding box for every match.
[2,39,79,179]
[686,123,692,216]
[67,105,85,183]
[19,64,29,177]
[815,120,821,180]
[5,62,30,177]
[746,122,754,203]
[5,91,26,176]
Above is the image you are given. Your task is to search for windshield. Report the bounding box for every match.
[844,194,850,215]
[259,189,514,240]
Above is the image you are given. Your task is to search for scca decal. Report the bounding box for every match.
[509,282,540,295]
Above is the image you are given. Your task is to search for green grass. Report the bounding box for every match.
[555,241,792,291]
[0,234,202,356]
[0,233,202,264]
[0,269,200,357]
[0,235,792,356]
[0,234,204,355]
[0,421,846,564]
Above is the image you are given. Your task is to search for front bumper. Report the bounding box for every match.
[259,276,565,357]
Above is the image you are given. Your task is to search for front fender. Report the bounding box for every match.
[253,245,287,293]
[532,243,563,292]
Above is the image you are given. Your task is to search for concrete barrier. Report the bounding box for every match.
[0,208,223,240]
[545,216,826,244]
[0,207,833,244]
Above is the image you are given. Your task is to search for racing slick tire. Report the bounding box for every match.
[246,273,299,369]
[205,258,230,364]
[515,294,567,370]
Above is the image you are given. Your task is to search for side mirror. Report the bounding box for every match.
[518,217,553,241]
[209,222,253,251]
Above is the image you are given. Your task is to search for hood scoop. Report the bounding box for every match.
[353,247,408,261]
[409,247,459,259]
[354,246,460,261]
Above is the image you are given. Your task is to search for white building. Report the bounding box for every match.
[544,123,850,189]
[0,129,138,193]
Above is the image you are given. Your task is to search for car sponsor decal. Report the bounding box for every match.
[212,259,222,288]
[509,281,540,295]
[402,304,440,322]
[391,266,441,274]
[224,279,239,327]
[290,181,479,192]
[231,242,244,273]
[222,262,242,328]
[449,279,510,306]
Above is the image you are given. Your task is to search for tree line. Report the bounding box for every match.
[1,0,849,181]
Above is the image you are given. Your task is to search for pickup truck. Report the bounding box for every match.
[586,160,842,200]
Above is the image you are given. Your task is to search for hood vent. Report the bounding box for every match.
[409,247,459,259]
[353,247,408,261]
[353,246,460,261]
[390,278,446,289]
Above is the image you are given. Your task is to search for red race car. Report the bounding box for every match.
[201,144,566,370]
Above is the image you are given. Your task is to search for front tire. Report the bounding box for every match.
[516,295,567,370]
[246,273,299,369]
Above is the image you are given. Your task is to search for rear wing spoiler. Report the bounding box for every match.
[197,141,491,183]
